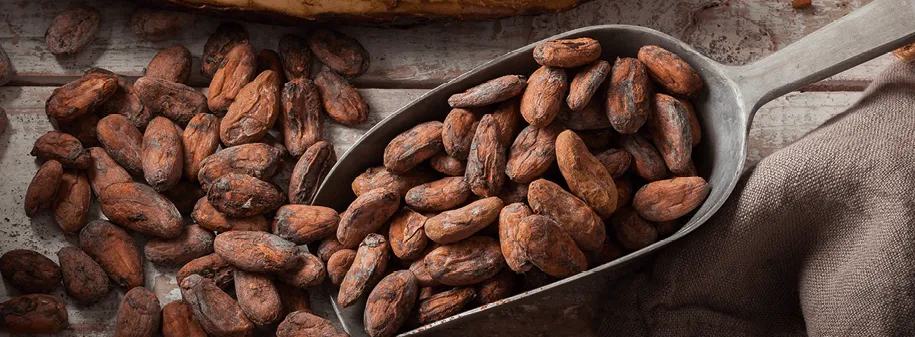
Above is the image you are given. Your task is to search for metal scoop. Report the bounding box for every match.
[313,1,915,335]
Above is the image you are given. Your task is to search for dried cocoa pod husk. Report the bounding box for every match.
[0,294,69,334]
[648,94,693,175]
[533,38,601,68]
[58,113,100,147]
[317,237,346,262]
[272,205,340,244]
[595,148,631,179]
[30,131,91,169]
[142,117,184,191]
[281,78,324,156]
[161,301,208,337]
[209,42,257,113]
[338,233,390,308]
[87,147,131,197]
[220,70,282,146]
[365,270,418,337]
[279,34,313,81]
[99,182,183,238]
[308,27,370,78]
[257,49,286,85]
[429,152,466,176]
[447,75,527,108]
[177,253,234,289]
[424,236,503,286]
[97,78,153,130]
[130,8,191,42]
[97,114,145,176]
[337,188,400,248]
[207,173,286,217]
[145,224,216,266]
[413,287,475,325]
[506,124,559,184]
[277,248,327,288]
[314,70,369,126]
[214,231,299,272]
[182,113,220,182]
[517,214,588,278]
[24,160,63,217]
[425,197,503,244]
[632,176,709,222]
[352,166,437,198]
[288,141,336,204]
[201,22,250,78]
[555,130,618,218]
[0,249,62,294]
[327,248,356,285]
[521,66,567,127]
[52,170,91,234]
[405,176,471,212]
[79,220,144,288]
[567,60,611,111]
[442,108,479,160]
[146,44,193,83]
[134,76,207,126]
[637,45,703,97]
[498,181,528,205]
[388,208,429,260]
[57,247,110,305]
[192,196,269,232]
[499,202,533,273]
[474,268,516,305]
[620,134,668,181]
[277,311,348,337]
[557,98,610,131]
[198,142,282,189]
[45,7,100,55]
[277,282,311,315]
[115,287,161,337]
[180,274,254,337]
[465,114,507,197]
[610,207,658,251]
[234,269,283,325]
[383,121,444,174]
[528,179,605,252]
[606,57,651,134]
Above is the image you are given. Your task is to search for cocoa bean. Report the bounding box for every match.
[442,108,479,160]
[202,23,250,78]
[279,34,313,81]
[533,38,601,68]
[30,131,91,168]
[595,148,631,179]
[146,44,193,83]
[45,7,100,55]
[338,233,390,308]
[192,196,268,232]
[277,311,347,337]
[97,78,153,130]
[57,247,110,305]
[405,176,471,212]
[214,231,299,272]
[0,249,61,294]
[52,170,91,234]
[425,197,503,244]
[98,114,145,176]
[610,207,658,251]
[447,75,527,108]
[364,270,418,337]
[180,274,254,337]
[327,249,357,285]
[465,114,507,197]
[79,220,144,288]
[115,287,161,337]
[632,176,709,222]
[209,42,257,113]
[388,208,429,260]
[145,224,216,266]
[414,287,474,325]
[317,237,346,262]
[474,268,516,305]
[272,205,340,244]
[555,130,618,218]
[557,98,610,130]
[58,113,100,147]
[576,127,616,151]
[234,269,283,325]
[308,27,370,78]
[24,160,63,217]
[409,254,441,287]
[337,188,400,248]
[606,57,651,134]
[429,152,466,176]
[207,173,286,217]
[177,253,234,289]
[383,121,444,174]
[424,236,503,286]
[198,142,283,189]
[143,117,184,191]
[521,66,567,127]
[498,202,533,273]
[87,147,131,196]
[637,45,703,96]
[182,113,220,182]
[314,70,368,126]
[497,181,528,205]
[492,98,522,145]
[528,179,605,252]
[277,248,326,288]
[648,94,693,175]
[288,141,336,204]
[615,178,633,211]
[161,301,208,337]
[281,78,323,156]
[678,97,702,147]
[277,282,311,315]
[130,8,191,42]
[0,294,68,334]
[567,60,611,111]
[589,240,624,267]
[506,124,559,184]
[220,70,281,146]
[517,214,588,277]
[352,166,437,198]
[99,182,183,238]
[257,49,286,85]
[620,134,668,181]
[134,76,207,125]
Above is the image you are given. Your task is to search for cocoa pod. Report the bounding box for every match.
[506,124,559,184]
[610,207,658,251]
[429,152,466,176]
[272,205,340,244]
[209,42,257,113]
[498,202,533,273]
[620,134,668,181]
[442,108,479,160]
[79,220,144,288]
[277,248,326,288]
[279,34,313,81]
[498,181,528,205]
[414,287,474,325]
[281,78,323,156]
[521,66,567,127]
[317,237,346,262]
[338,234,390,308]
[678,98,702,147]
[337,188,400,248]
[161,301,208,337]
[30,131,91,169]
[632,176,709,222]
[202,23,250,78]
[384,121,444,174]
[405,177,471,212]
[57,247,110,305]
[492,98,522,145]
[214,231,298,272]
[180,274,254,337]
[465,114,507,197]
[145,225,216,265]
[192,196,269,232]
[0,294,68,334]
[130,8,191,41]
[614,178,633,211]
[474,268,516,305]
[567,60,611,111]
[409,255,441,287]
[528,179,605,252]
[198,143,283,189]
[365,270,418,337]
[424,236,503,286]
[277,311,347,337]
[182,113,220,182]
[288,141,336,204]
[533,38,601,68]
[143,117,184,191]
[98,79,153,130]
[87,147,132,197]
[518,214,588,277]
[134,76,207,125]
[58,113,100,147]
[352,166,437,198]
[308,27,370,78]
[146,45,192,83]
[0,250,62,294]
[388,208,429,260]
[234,269,283,325]
[177,253,234,289]
[257,49,286,85]
[24,160,63,217]
[314,70,369,126]
[327,249,357,285]
[555,130,618,218]
[595,148,631,179]
[45,7,100,55]
[0,45,10,87]
[638,45,703,96]
[557,98,610,131]
[447,75,526,108]
[98,114,145,176]
[220,70,282,146]
[648,94,693,175]
[207,173,285,217]
[99,182,183,238]
[52,170,91,234]
[606,57,651,134]
[115,287,161,337]
[277,282,311,315]
[425,197,503,244]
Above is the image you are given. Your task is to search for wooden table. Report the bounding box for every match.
[0,0,879,335]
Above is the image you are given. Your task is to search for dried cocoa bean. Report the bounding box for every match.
[425,197,503,244]
[58,113,100,147]
[180,274,254,337]
[145,224,216,266]
[557,98,611,131]
[146,45,192,84]
[98,114,145,176]
[234,269,283,325]
[57,247,110,305]
[314,70,369,126]
[289,141,336,204]
[277,248,326,288]
[521,66,567,127]
[257,49,286,85]
[679,98,702,147]
[447,75,526,108]
[317,238,346,262]
[518,215,588,277]
[115,287,161,337]
[214,231,298,272]
[442,108,479,160]
[143,117,184,191]
[606,57,651,134]
[610,207,658,251]
[338,234,390,308]
[596,148,631,179]
[277,282,311,315]
[567,60,611,111]
[474,268,516,305]
[30,131,91,168]
[161,301,208,337]
[192,196,269,232]
[52,170,91,234]
[429,153,465,176]
[648,94,693,175]
[207,173,285,217]
[655,219,683,238]
[0,294,68,334]
[277,311,347,337]
[506,124,559,184]
[198,142,282,189]
[589,240,624,266]
[499,202,533,273]
[352,166,437,197]
[576,127,615,151]
[620,134,668,181]
[405,177,471,212]
[555,130,618,218]
[279,34,313,81]
[99,182,183,238]
[24,160,63,217]
[220,70,281,146]
[202,23,249,78]
[632,176,709,221]
[0,250,61,294]
[465,114,507,197]
[272,205,340,244]
[86,147,131,196]
[414,287,474,325]
[327,249,356,285]
[45,7,100,55]
[177,253,234,289]
[388,208,429,260]
[98,79,153,130]
[308,28,370,78]
[209,43,257,113]
[130,8,191,41]
[498,181,528,205]
[492,98,522,145]
[79,220,144,288]
[134,76,207,125]
[182,113,220,182]
[337,188,400,248]
[424,236,503,286]
[615,178,633,211]
[528,179,605,252]
[533,38,601,68]
[384,121,444,174]
[281,78,323,156]
[638,45,703,96]
[365,270,418,337]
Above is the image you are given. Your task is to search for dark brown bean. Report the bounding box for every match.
[146,45,193,83]
[79,220,144,288]
[447,75,527,108]
[352,166,438,198]
[337,188,400,248]
[424,236,503,286]
[192,196,268,233]
[498,181,529,205]
[648,94,693,175]
[277,311,347,337]
[272,205,340,244]
[161,301,208,337]
[98,114,145,176]
[414,287,474,325]
[201,23,249,78]
[143,117,184,191]
[405,177,471,212]
[465,114,507,197]
[314,70,369,126]
[234,269,283,325]
[163,180,208,215]
[134,76,208,126]
[209,42,257,113]
[425,197,503,244]
[638,45,703,96]
[606,57,651,134]
[492,98,522,145]
[87,147,132,197]
[308,27,370,78]
[99,182,184,238]
[520,66,567,127]
[130,8,191,41]
[442,108,479,160]
[388,208,429,260]
[555,130,618,218]
[517,215,588,277]
[214,231,299,272]
[180,274,254,337]
[257,49,286,85]
[429,152,466,176]
[533,38,601,68]
[288,141,336,204]
[0,250,62,294]
[620,134,668,181]
[145,225,216,266]
[182,113,220,182]
[276,282,311,315]
[557,98,611,131]
[338,234,390,308]
[567,60,611,111]
[58,113,100,147]
[52,170,91,234]
[474,268,516,305]
[327,249,357,285]
[317,238,346,262]
[276,248,326,288]
[279,34,313,81]
[207,173,286,217]
[610,207,658,251]
[24,160,63,217]
[57,247,110,305]
[506,124,559,184]
[115,287,161,337]
[596,148,632,179]
[97,79,153,130]
[384,121,444,174]
[409,256,441,287]
[678,98,702,147]
[177,253,234,289]
[0,294,68,334]
[30,131,91,169]
[198,143,283,189]
[528,179,605,252]
[499,203,533,273]
[364,270,418,337]
[220,70,282,146]
[45,7,100,55]
[281,78,323,156]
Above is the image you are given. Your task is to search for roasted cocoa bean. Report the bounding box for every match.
[98,79,153,130]
[130,8,191,41]
[79,220,144,288]
[52,170,91,234]
[177,253,234,289]
[405,177,471,212]
[272,205,340,244]
[143,117,184,191]
[409,253,441,287]
[192,196,269,232]
[429,152,466,176]
[45,7,100,55]
[182,113,220,182]
[620,134,668,181]
[638,45,703,96]
[58,113,100,147]
[338,234,390,308]
[24,160,63,217]
[492,98,522,145]
[314,70,369,126]
[234,269,283,325]
[498,181,528,205]
[425,197,503,244]
[567,60,611,111]
[281,78,323,156]
[528,179,605,252]
[447,75,526,108]
[576,127,615,151]
[606,57,651,134]
[99,182,183,238]
[424,236,503,286]
[388,208,429,260]
[533,38,601,68]
[180,274,254,337]
[0,294,68,334]
[57,247,110,305]
[198,142,282,189]
[161,301,208,337]
[98,114,145,176]
[365,270,418,337]
[517,214,588,277]
[207,173,285,217]
[465,114,507,197]
[214,231,298,272]
[352,166,437,197]
[147,45,192,83]
[30,131,91,168]
[557,98,611,131]
[521,66,567,127]
[632,176,709,221]
[442,108,479,160]
[209,43,257,113]
[596,148,631,179]
[145,224,216,265]
[277,248,326,288]
[414,287,474,325]
[279,34,313,81]
[277,311,347,337]
[87,147,131,196]
[384,121,444,174]
[0,250,61,294]
[134,76,207,125]
[317,237,346,262]
[337,188,400,248]
[308,28,370,78]
[327,249,357,285]
[257,49,286,85]
[555,130,618,218]
[288,141,336,204]
[648,94,693,175]
[115,287,161,337]
[474,268,516,305]
[499,202,533,273]
[610,207,658,251]
[506,124,559,184]
[202,23,249,78]
[220,70,281,146]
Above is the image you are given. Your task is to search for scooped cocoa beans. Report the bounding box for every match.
[98,79,154,130]
[220,70,281,146]
[352,166,437,198]
[192,196,269,232]
[277,248,327,288]
[425,197,503,244]
[24,160,63,217]
[314,70,369,126]
[447,75,527,108]
[99,182,183,238]
[86,147,132,196]
[442,108,479,160]
[388,208,429,260]
[202,23,250,78]
[98,114,145,176]
[621,134,668,181]
[414,287,475,326]
[281,78,324,156]
[429,153,466,176]
[567,60,611,111]
[288,141,336,205]
[182,113,220,182]
[632,176,709,222]
[57,247,110,304]
[327,249,357,285]
[79,220,144,288]
[147,45,193,83]
[234,269,283,325]
[52,170,91,234]
[424,236,503,286]
[272,205,340,244]
[596,148,632,179]
[115,287,161,337]
[534,38,601,68]
[209,42,257,113]
[198,142,283,189]
[277,311,348,337]
[0,294,69,334]
[638,45,703,97]
[180,274,254,337]
[308,27,370,78]
[214,231,299,272]
[499,202,533,273]
[337,188,400,248]
[517,215,588,278]
[279,34,313,81]
[527,179,605,252]
[0,249,62,294]
[177,253,234,289]
[161,301,208,337]
[145,224,216,266]
[465,114,507,197]
[555,130,618,219]
[606,57,651,134]
[405,177,471,212]
[610,207,658,251]
[30,131,91,169]
[521,66,567,128]
[648,94,693,175]
[338,234,390,308]
[45,7,100,55]
[134,76,207,126]
[506,124,559,184]
[384,121,444,174]
[130,8,191,42]
[143,117,184,191]
[364,270,418,337]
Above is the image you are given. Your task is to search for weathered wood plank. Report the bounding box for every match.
[0,0,883,88]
